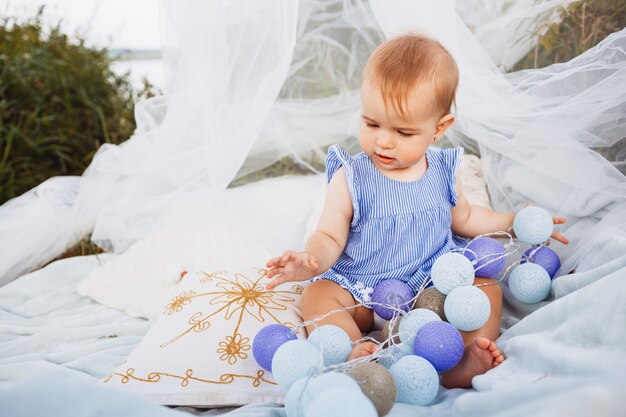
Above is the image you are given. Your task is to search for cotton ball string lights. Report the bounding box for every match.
[444,286,490,331]
[252,324,297,371]
[508,262,551,304]
[413,321,464,372]
[389,355,439,406]
[521,246,561,279]
[463,237,506,278]
[271,340,321,389]
[378,342,413,369]
[348,362,397,417]
[430,252,475,295]
[371,279,414,320]
[305,387,377,417]
[513,207,553,244]
[398,308,441,346]
[307,325,352,366]
[415,287,447,320]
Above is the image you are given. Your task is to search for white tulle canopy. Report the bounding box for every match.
[1,0,625,289]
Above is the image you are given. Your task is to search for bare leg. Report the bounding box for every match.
[300,280,377,359]
[440,278,506,388]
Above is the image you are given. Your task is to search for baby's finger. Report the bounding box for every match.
[551,231,569,245]
[552,217,567,225]
[282,251,297,263]
[266,257,284,268]
[266,266,285,278]
[266,275,288,290]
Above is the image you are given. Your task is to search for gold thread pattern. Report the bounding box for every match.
[160,268,303,362]
[110,368,276,387]
[217,333,251,365]
[164,290,196,315]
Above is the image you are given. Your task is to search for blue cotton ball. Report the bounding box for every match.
[371,279,415,320]
[508,262,551,304]
[431,252,475,295]
[464,237,506,278]
[398,308,441,346]
[378,342,413,369]
[413,321,464,372]
[513,207,553,244]
[252,324,297,371]
[272,340,321,389]
[444,286,491,331]
[389,355,439,406]
[521,246,561,279]
[307,325,352,366]
[305,387,378,417]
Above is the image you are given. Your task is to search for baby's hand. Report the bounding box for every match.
[265,251,320,290]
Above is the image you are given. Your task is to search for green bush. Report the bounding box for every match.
[0,10,145,204]
[514,0,626,71]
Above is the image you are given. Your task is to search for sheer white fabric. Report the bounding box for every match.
[0,0,624,288]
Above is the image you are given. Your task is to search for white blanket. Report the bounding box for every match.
[1,247,625,416]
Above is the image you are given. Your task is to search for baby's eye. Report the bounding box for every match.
[365,122,379,128]
[398,131,414,137]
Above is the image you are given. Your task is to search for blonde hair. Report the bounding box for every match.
[363,34,459,120]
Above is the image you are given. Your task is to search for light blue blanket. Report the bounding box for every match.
[1,253,625,416]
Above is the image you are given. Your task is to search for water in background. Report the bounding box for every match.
[110,49,165,92]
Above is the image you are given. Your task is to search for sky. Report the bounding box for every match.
[1,0,161,50]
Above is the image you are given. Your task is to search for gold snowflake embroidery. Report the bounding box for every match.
[160,268,302,368]
[164,290,196,315]
[217,333,251,365]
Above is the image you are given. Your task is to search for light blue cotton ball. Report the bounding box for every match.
[285,377,310,417]
[272,340,321,389]
[431,252,475,295]
[285,372,361,417]
[307,325,352,366]
[305,387,378,417]
[398,308,441,345]
[444,285,491,331]
[389,355,439,406]
[513,207,553,244]
[508,262,551,304]
[305,371,361,400]
[378,342,413,369]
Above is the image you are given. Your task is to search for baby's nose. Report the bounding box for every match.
[376,131,394,148]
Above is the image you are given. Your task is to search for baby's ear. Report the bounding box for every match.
[434,114,455,141]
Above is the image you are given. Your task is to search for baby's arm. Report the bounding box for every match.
[265,168,353,289]
[450,178,568,243]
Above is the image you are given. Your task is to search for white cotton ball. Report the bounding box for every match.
[508,262,551,304]
[431,252,475,295]
[307,325,352,366]
[398,308,441,345]
[513,207,553,244]
[444,285,491,331]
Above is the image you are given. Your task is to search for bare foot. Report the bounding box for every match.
[348,341,379,360]
[440,337,505,389]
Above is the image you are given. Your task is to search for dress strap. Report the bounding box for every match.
[438,147,464,206]
[325,145,360,226]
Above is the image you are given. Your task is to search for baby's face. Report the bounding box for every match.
[359,79,442,181]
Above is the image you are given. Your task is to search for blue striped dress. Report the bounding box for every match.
[314,144,465,303]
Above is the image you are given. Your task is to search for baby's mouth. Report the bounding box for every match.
[376,153,395,164]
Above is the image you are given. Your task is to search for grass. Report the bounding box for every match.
[0,9,157,205]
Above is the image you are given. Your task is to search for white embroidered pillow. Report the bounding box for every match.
[104,266,305,406]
